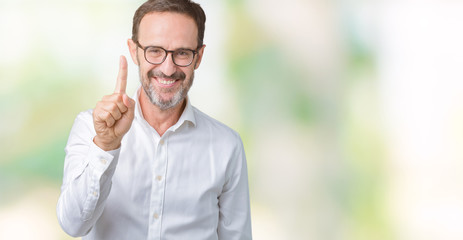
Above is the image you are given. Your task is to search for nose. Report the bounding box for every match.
[158,52,177,77]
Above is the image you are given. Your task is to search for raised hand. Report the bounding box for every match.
[93,56,135,151]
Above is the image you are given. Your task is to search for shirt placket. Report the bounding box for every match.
[147,135,168,240]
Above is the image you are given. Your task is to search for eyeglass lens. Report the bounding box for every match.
[145,47,194,66]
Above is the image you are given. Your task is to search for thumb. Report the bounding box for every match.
[123,94,135,114]
[113,94,135,138]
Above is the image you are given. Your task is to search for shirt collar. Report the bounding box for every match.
[133,86,196,130]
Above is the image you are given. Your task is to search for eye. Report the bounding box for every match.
[147,47,164,55]
[175,49,192,57]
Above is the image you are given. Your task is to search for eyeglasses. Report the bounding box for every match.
[135,41,198,67]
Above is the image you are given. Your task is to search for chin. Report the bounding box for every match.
[149,90,186,110]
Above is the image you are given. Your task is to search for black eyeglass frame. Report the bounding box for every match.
[134,41,199,67]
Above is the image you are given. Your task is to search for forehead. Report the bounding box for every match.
[138,12,198,48]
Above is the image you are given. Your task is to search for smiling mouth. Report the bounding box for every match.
[148,69,185,87]
[158,78,177,85]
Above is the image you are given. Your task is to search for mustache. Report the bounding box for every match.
[148,69,186,80]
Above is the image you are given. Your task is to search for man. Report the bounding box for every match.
[56,0,252,239]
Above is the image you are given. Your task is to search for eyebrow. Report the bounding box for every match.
[138,40,196,50]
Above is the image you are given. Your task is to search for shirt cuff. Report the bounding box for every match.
[88,139,120,175]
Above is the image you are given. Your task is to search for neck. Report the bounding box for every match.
[139,89,186,137]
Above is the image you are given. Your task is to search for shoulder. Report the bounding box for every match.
[192,106,242,144]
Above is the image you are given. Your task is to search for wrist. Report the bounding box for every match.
[93,136,121,151]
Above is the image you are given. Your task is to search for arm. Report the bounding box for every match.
[57,56,135,237]
[56,112,120,237]
[218,136,253,240]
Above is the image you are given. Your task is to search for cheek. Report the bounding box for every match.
[139,63,154,77]
[184,66,196,78]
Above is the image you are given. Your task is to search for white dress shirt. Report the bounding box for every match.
[57,88,252,240]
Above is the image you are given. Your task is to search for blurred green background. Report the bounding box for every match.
[1,0,463,239]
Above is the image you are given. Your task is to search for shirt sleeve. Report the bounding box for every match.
[217,134,253,240]
[57,110,120,237]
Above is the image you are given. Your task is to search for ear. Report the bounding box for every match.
[127,39,140,66]
[194,44,206,70]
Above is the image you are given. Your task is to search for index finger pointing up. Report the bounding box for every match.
[115,55,128,94]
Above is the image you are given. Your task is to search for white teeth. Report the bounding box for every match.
[159,79,175,85]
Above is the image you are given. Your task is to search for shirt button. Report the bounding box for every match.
[93,191,98,197]
[153,213,159,219]
[159,140,165,145]
[156,175,162,181]
[100,158,107,164]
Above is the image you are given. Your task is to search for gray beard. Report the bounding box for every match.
[141,72,194,110]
